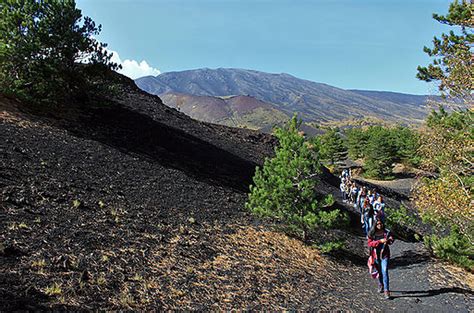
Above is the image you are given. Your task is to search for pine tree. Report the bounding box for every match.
[363,127,397,179]
[415,0,473,269]
[416,0,473,103]
[0,0,120,104]
[345,128,368,160]
[246,115,338,241]
[319,128,348,165]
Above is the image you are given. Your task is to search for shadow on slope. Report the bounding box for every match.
[57,103,259,192]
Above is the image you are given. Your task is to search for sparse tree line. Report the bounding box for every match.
[247,108,472,270]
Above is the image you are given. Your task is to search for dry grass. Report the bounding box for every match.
[428,261,474,290]
[142,224,329,309]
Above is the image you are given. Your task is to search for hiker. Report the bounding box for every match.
[340,180,347,201]
[358,187,367,215]
[342,168,349,179]
[368,189,376,205]
[368,219,394,299]
[362,197,374,236]
[344,182,351,203]
[351,183,359,207]
[373,196,385,222]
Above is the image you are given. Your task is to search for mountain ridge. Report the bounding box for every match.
[135,68,429,126]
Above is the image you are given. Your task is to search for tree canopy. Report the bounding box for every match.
[319,128,347,166]
[415,0,473,269]
[0,0,119,104]
[416,0,473,103]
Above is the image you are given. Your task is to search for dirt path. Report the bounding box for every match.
[336,200,473,312]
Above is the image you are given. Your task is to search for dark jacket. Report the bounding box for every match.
[368,229,394,259]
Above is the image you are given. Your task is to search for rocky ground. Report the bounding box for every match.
[1,74,472,310]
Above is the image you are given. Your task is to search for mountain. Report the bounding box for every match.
[159,92,323,134]
[135,68,430,126]
[159,93,289,131]
[349,89,434,107]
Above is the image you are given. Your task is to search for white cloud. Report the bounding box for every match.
[110,50,161,79]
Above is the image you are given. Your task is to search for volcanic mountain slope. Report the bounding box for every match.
[135,68,429,125]
[1,72,472,311]
[159,93,290,131]
[0,73,362,310]
[160,92,323,134]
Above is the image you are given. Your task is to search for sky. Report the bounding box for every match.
[76,0,454,95]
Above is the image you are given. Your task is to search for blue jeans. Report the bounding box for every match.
[376,257,389,291]
[364,215,373,235]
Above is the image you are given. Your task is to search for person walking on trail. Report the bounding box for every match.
[340,180,347,201]
[368,189,377,205]
[358,187,367,215]
[351,183,359,208]
[373,196,386,222]
[368,219,395,299]
[363,197,374,236]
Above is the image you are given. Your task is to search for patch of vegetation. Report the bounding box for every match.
[385,205,417,230]
[72,199,82,209]
[31,259,47,268]
[8,222,29,230]
[317,240,345,254]
[319,128,347,165]
[118,287,135,308]
[424,226,474,271]
[44,282,62,296]
[414,0,473,270]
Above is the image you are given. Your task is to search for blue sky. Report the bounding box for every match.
[76,0,453,95]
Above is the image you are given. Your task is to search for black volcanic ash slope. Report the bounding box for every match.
[0,75,371,310]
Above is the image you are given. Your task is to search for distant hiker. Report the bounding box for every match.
[358,187,367,215]
[351,183,359,207]
[344,183,350,203]
[363,198,374,236]
[373,196,385,222]
[342,168,349,179]
[340,181,347,201]
[368,219,394,299]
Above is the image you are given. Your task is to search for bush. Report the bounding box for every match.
[424,226,474,271]
[346,127,368,160]
[385,205,417,230]
[246,115,340,241]
[317,240,345,254]
[319,128,347,165]
[363,126,397,179]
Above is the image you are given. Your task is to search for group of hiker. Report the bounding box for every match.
[339,169,394,300]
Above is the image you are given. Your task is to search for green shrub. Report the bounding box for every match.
[424,226,474,271]
[319,128,347,165]
[317,240,345,254]
[344,125,421,179]
[385,205,417,230]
